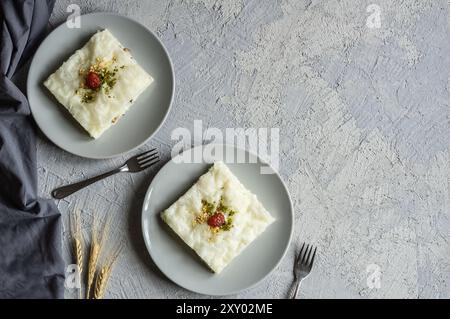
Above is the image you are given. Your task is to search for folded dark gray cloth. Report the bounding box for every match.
[0,0,64,298]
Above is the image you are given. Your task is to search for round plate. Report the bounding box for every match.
[141,144,293,295]
[27,13,174,158]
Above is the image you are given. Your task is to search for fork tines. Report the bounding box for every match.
[297,243,317,269]
[137,148,159,168]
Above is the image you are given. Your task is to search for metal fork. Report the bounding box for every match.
[51,149,159,199]
[292,243,317,299]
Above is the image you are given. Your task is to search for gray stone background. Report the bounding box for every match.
[37,0,449,298]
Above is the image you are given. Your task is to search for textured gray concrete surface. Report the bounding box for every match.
[37,0,450,298]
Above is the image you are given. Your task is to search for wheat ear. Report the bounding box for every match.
[70,209,83,298]
[86,241,100,298]
[93,264,111,299]
[86,214,111,299]
[93,241,124,299]
[73,210,83,274]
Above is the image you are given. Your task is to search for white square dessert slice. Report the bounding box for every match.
[161,161,275,273]
[44,29,153,138]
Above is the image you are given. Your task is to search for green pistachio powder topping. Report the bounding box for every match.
[77,57,125,103]
[199,196,236,232]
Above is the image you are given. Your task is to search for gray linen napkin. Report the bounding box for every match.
[0,0,64,299]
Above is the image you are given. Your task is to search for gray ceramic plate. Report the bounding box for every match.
[141,144,293,295]
[27,13,174,158]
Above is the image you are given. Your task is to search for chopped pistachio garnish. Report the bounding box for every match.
[221,217,233,231]
[77,56,122,104]
[81,91,95,103]
[194,197,236,232]
[201,199,215,216]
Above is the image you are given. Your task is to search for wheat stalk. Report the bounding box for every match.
[73,237,83,274]
[86,241,100,298]
[93,264,111,299]
[86,214,111,299]
[70,209,83,299]
[93,241,124,299]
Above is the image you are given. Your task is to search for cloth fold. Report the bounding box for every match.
[0,0,64,299]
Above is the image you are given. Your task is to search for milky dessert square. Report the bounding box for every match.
[161,161,275,273]
[44,29,153,138]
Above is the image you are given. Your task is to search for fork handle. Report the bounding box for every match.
[51,167,122,199]
[292,279,302,299]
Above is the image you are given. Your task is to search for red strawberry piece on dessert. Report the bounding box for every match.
[85,71,101,89]
[207,212,225,228]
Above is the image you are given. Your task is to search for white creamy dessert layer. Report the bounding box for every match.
[161,161,275,273]
[44,29,153,138]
